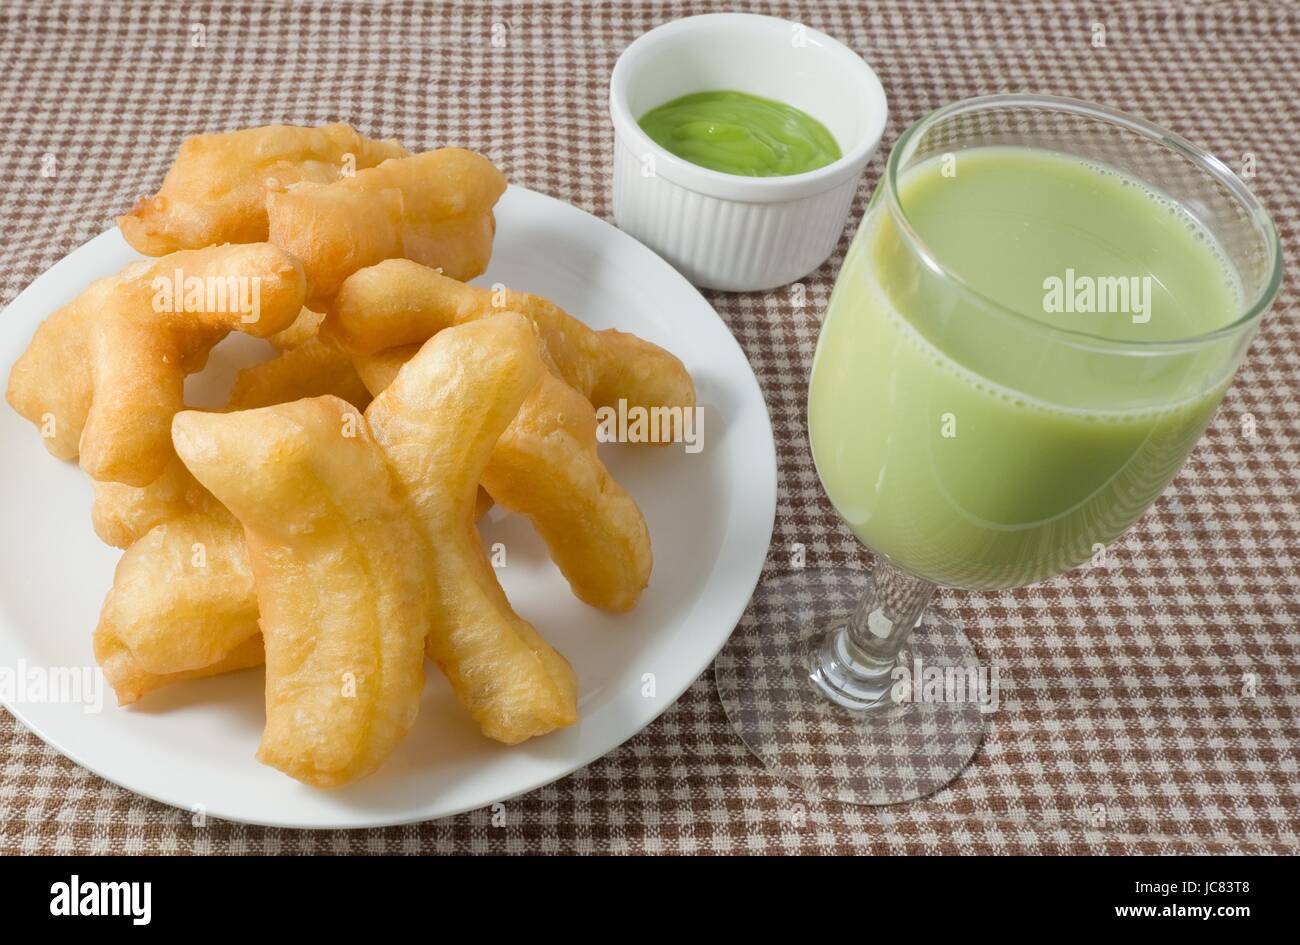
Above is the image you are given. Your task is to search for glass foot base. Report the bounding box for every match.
[806,612,908,711]
[715,568,987,806]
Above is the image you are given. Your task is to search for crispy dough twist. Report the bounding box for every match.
[119,123,409,255]
[354,345,652,612]
[267,149,506,301]
[330,258,695,416]
[6,243,306,485]
[365,314,578,743]
[173,397,430,787]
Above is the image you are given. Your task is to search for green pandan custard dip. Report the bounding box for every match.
[638,90,842,177]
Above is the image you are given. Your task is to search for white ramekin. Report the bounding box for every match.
[609,14,888,292]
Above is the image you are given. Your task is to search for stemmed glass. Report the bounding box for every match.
[716,94,1283,805]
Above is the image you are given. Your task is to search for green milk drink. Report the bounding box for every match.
[808,147,1244,589]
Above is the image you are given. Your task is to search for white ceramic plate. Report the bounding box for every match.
[0,185,776,828]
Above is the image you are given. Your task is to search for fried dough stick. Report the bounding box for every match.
[93,504,264,705]
[6,243,306,485]
[267,148,506,301]
[119,124,409,255]
[173,397,430,787]
[482,375,652,612]
[268,306,326,350]
[355,346,652,611]
[96,630,265,708]
[330,259,695,416]
[92,344,391,703]
[92,467,484,707]
[365,313,578,743]
[91,327,371,549]
[92,458,221,549]
[226,336,372,412]
[94,510,262,705]
[94,324,640,706]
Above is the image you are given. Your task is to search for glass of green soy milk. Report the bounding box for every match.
[720,95,1282,806]
[810,97,1281,590]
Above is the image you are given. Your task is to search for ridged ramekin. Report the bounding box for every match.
[609,14,888,292]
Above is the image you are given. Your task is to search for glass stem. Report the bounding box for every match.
[807,559,936,711]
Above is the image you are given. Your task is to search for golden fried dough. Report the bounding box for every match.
[109,243,308,336]
[82,312,192,486]
[95,511,258,683]
[93,335,486,696]
[349,343,494,518]
[91,457,218,549]
[9,118,702,787]
[330,259,695,416]
[97,632,265,708]
[365,314,578,743]
[119,124,409,255]
[348,343,421,395]
[267,148,505,301]
[93,476,493,704]
[8,278,104,461]
[92,329,369,549]
[484,374,652,611]
[173,397,429,787]
[226,336,372,411]
[91,333,401,703]
[356,345,651,611]
[7,243,306,485]
[268,306,326,350]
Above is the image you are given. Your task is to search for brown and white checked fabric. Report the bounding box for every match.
[0,0,1296,855]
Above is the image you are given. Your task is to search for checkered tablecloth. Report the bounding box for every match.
[1,0,1296,855]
